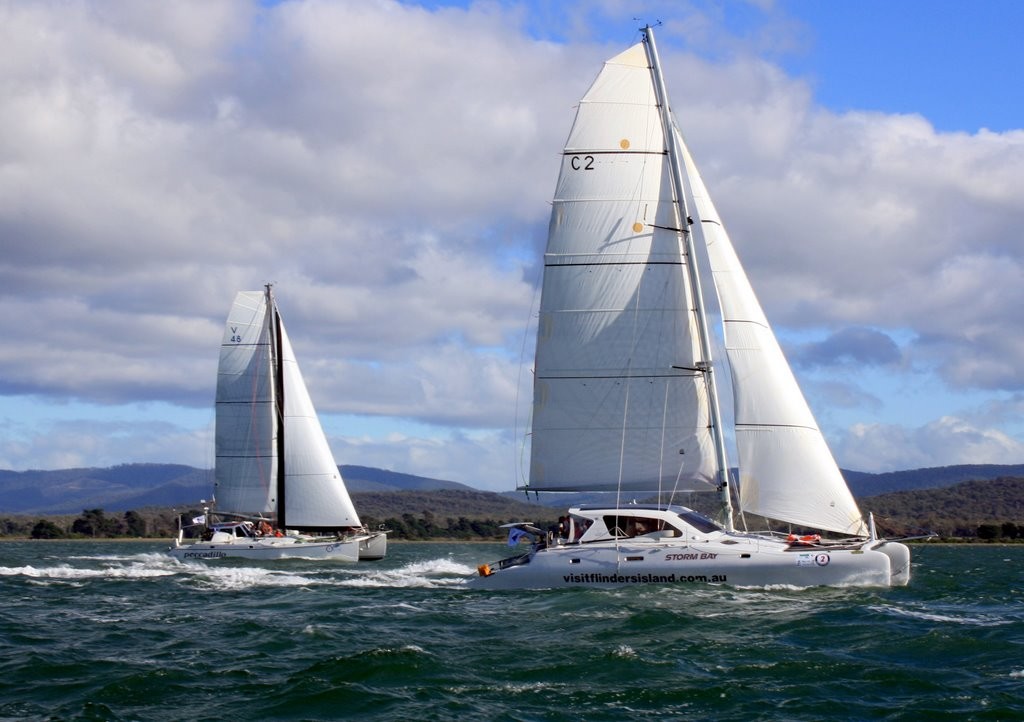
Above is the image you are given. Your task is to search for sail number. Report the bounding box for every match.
[570,155,595,171]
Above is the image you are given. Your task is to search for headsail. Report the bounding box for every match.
[679,138,868,536]
[528,43,718,493]
[278,320,361,529]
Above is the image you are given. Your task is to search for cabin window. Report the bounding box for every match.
[676,510,722,534]
[602,515,670,538]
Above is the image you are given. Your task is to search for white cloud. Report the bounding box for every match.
[0,416,213,472]
[1,0,1022,485]
[330,427,521,492]
[835,416,1024,473]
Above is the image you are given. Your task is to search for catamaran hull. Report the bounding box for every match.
[168,538,361,562]
[358,531,388,561]
[469,539,912,590]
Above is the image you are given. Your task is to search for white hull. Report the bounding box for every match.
[471,536,911,590]
[169,536,361,562]
[359,531,388,561]
[469,505,911,590]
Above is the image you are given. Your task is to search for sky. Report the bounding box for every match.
[1,0,1023,491]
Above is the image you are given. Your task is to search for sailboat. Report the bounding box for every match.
[470,26,913,589]
[169,285,387,562]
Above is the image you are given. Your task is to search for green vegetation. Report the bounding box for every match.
[0,493,557,542]
[860,476,1024,540]
[0,508,181,540]
[0,476,1019,542]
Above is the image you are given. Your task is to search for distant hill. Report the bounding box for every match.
[501,464,1024,509]
[349,488,556,523]
[2,461,1023,521]
[0,464,210,515]
[860,476,1024,537]
[844,464,1024,496]
[0,463,473,515]
[340,465,470,493]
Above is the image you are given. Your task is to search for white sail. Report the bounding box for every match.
[529,43,717,492]
[278,321,361,529]
[679,137,868,536]
[214,291,277,514]
[213,289,361,530]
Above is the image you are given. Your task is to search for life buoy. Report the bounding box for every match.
[787,533,821,545]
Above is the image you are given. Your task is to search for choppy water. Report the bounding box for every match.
[0,542,1021,721]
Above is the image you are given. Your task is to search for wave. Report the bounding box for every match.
[0,559,176,581]
[184,565,319,590]
[870,603,1012,627]
[330,557,477,589]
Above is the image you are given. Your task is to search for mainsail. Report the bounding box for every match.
[215,291,276,514]
[214,288,362,530]
[529,43,718,493]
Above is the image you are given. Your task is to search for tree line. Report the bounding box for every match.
[1,507,1021,542]
[1,475,1021,541]
[0,507,557,542]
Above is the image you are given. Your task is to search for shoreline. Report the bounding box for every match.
[0,536,507,544]
[0,537,1020,546]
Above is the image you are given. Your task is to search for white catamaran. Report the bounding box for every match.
[169,285,387,562]
[471,27,913,589]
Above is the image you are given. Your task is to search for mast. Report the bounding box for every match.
[642,26,735,530]
[267,283,287,529]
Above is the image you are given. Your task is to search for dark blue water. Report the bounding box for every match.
[0,542,1020,721]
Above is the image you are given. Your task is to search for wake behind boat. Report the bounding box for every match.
[471,27,914,590]
[169,285,386,562]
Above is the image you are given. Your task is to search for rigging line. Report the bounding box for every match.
[615,265,646,512]
[657,380,670,503]
[671,363,707,373]
[735,422,820,431]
